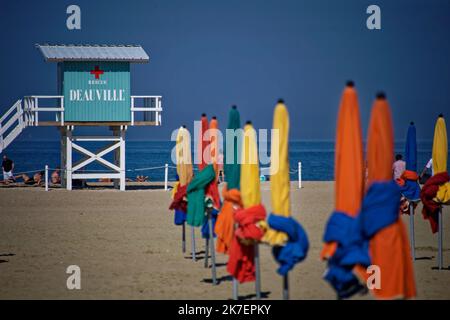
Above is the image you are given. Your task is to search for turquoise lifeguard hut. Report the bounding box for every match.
[0,44,163,190]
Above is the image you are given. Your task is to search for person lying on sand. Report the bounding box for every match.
[51,168,61,184]
[136,175,149,182]
[14,171,44,186]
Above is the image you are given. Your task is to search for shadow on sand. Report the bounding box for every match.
[236,291,271,300]
[202,275,234,285]
[431,266,450,271]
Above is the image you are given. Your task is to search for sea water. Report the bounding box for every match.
[2,140,441,182]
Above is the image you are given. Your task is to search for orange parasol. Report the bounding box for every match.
[197,114,209,171]
[321,81,364,260]
[362,93,416,299]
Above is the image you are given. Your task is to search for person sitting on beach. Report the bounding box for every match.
[136,175,149,182]
[2,154,15,183]
[392,154,406,180]
[14,171,44,186]
[51,167,61,184]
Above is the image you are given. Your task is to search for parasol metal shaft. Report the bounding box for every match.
[191,226,196,261]
[438,207,443,270]
[254,243,261,299]
[409,203,415,261]
[208,211,217,285]
[231,222,239,299]
[182,222,186,253]
[232,278,238,300]
[204,237,209,268]
[283,274,289,300]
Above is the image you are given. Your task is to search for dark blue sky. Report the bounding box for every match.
[1,0,449,141]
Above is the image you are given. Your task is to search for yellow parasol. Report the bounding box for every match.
[240,122,261,207]
[432,115,448,175]
[262,100,290,245]
[432,115,449,270]
[176,126,193,186]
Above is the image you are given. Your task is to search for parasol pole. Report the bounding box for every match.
[283,274,289,300]
[438,206,443,270]
[232,221,239,299]
[191,227,196,261]
[204,233,209,268]
[232,278,238,300]
[182,222,186,253]
[208,209,217,285]
[254,243,261,299]
[409,203,415,260]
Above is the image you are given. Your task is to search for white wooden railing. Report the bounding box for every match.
[1,95,162,153]
[0,100,24,153]
[131,95,163,126]
[23,96,65,126]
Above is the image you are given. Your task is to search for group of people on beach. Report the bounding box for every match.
[1,154,153,187]
[1,154,61,186]
[392,154,434,183]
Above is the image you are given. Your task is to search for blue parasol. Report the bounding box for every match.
[405,122,417,172]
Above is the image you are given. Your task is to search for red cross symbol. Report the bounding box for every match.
[90,66,104,79]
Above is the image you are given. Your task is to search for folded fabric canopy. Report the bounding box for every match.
[397,122,421,201]
[363,94,416,299]
[421,172,450,232]
[263,101,291,246]
[186,164,216,227]
[405,122,418,172]
[170,126,193,225]
[176,126,194,187]
[421,115,449,232]
[263,100,309,275]
[169,184,188,213]
[432,115,448,175]
[227,122,267,283]
[215,106,242,254]
[205,117,221,210]
[321,82,366,297]
[197,114,209,171]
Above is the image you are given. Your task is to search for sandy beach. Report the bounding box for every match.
[0,181,449,300]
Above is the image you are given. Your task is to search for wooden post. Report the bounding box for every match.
[113,128,119,190]
[164,163,169,191]
[120,126,126,191]
[66,128,72,191]
[60,127,67,188]
[298,162,302,189]
[45,165,49,191]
